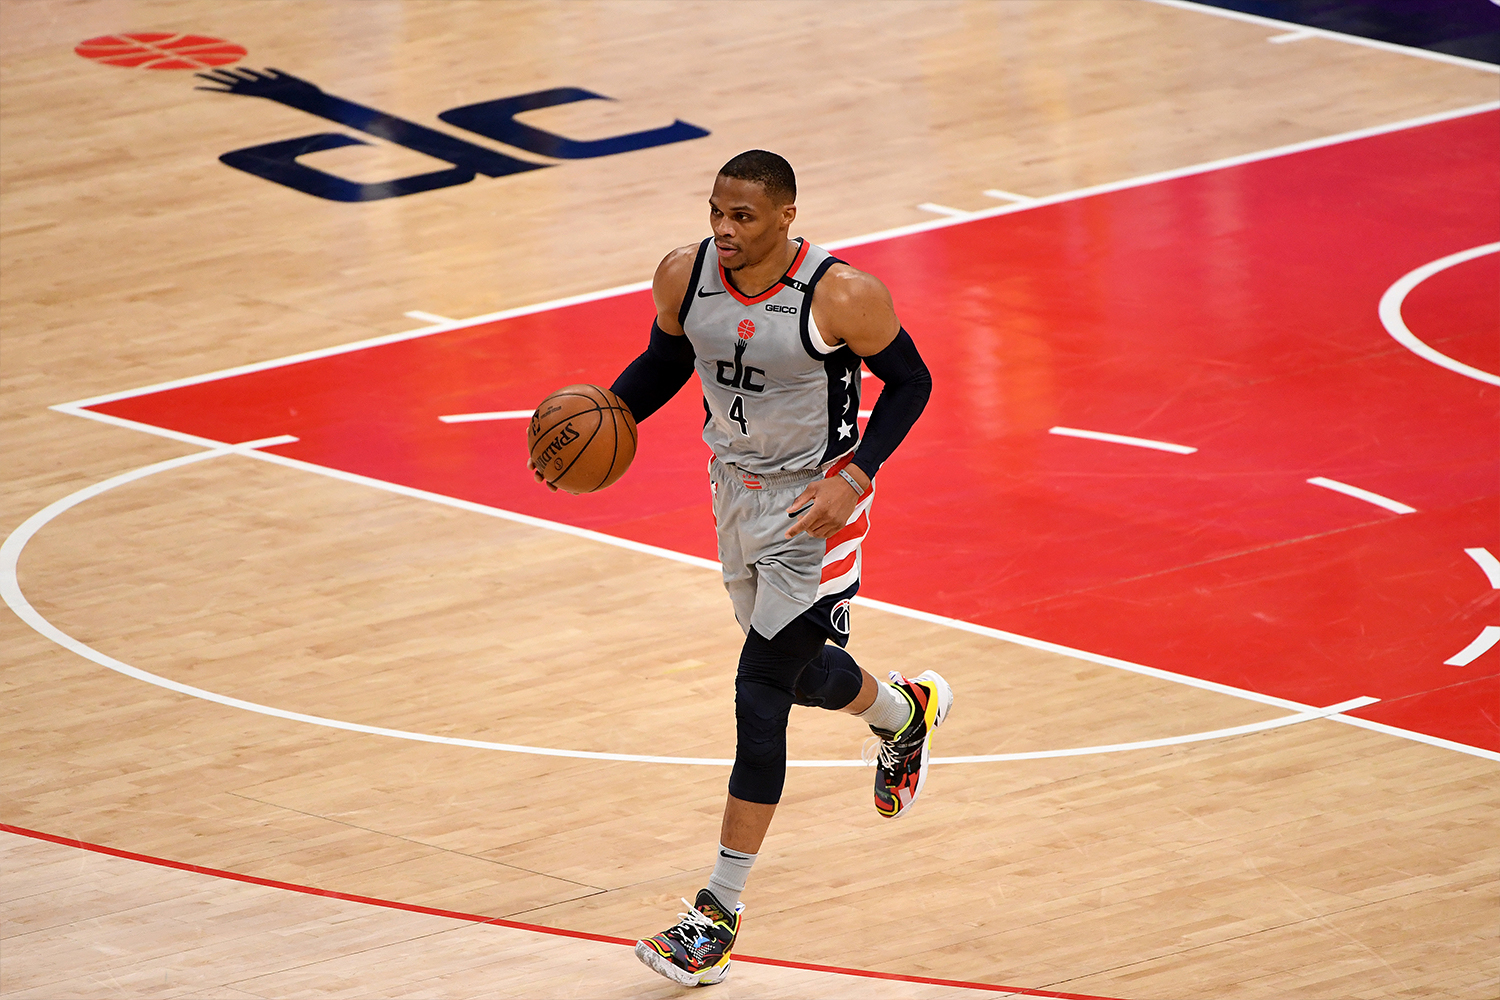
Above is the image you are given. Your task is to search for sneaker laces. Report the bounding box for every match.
[861,734,904,772]
[663,898,718,945]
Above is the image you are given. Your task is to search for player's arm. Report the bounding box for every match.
[823,267,932,484]
[786,266,932,539]
[608,245,699,422]
[530,247,699,490]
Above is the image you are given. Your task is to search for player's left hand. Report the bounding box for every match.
[785,469,869,540]
[526,457,559,492]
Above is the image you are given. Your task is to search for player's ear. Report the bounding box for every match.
[781,202,796,229]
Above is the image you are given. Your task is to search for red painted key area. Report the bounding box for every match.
[92,111,1500,752]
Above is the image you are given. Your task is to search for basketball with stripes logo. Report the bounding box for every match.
[74,33,247,70]
[527,384,637,494]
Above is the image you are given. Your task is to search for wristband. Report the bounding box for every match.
[837,468,866,497]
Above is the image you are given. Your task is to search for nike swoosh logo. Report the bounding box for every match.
[697,288,727,298]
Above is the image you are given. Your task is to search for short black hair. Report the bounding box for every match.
[718,149,796,205]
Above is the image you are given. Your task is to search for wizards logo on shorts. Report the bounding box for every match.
[830,599,852,636]
[195,67,709,202]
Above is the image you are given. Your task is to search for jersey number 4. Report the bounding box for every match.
[729,395,749,435]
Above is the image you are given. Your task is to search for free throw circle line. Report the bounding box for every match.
[0,449,1372,767]
[1378,242,1500,386]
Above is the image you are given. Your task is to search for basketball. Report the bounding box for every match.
[527,384,637,493]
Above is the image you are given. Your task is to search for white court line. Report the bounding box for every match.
[1307,477,1418,515]
[37,98,1500,764]
[404,310,454,324]
[1267,30,1315,44]
[938,697,1377,762]
[35,409,1500,764]
[52,100,1500,416]
[1465,547,1500,588]
[0,448,1383,766]
[915,202,971,218]
[1378,243,1500,387]
[56,279,653,410]
[1049,426,1197,454]
[46,409,1369,712]
[1146,0,1500,74]
[821,100,1500,254]
[983,189,1035,203]
[52,406,721,572]
[1446,627,1500,667]
[439,410,534,423]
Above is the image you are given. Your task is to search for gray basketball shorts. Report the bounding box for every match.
[708,456,874,647]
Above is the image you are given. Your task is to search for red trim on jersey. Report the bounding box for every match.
[720,238,810,306]
[823,453,854,479]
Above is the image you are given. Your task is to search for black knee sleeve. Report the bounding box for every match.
[727,623,824,805]
[727,621,869,802]
[729,674,794,804]
[792,644,864,710]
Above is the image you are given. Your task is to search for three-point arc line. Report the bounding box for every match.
[1,437,1385,766]
[27,101,1500,764]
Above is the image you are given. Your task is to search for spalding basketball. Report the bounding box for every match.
[527,384,637,493]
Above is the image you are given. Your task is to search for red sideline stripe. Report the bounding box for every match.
[1,822,1129,1000]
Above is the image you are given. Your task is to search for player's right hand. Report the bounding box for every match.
[526,458,559,491]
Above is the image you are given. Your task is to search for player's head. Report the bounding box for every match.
[710,150,797,271]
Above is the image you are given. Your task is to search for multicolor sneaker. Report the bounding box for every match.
[634,888,742,986]
[866,670,953,819]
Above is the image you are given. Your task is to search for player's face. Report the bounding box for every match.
[709,176,795,270]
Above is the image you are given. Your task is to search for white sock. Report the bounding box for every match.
[707,844,755,910]
[857,679,911,734]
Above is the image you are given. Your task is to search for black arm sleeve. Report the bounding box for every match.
[609,321,697,422]
[851,328,931,479]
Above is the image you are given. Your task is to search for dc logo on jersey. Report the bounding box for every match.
[830,599,852,636]
[736,319,756,340]
[191,67,709,202]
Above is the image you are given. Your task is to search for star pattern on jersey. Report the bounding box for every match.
[838,420,854,439]
[841,370,853,388]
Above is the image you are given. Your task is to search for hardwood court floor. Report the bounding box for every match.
[2,2,1497,998]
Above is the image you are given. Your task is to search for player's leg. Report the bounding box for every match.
[788,603,954,820]
[635,621,819,986]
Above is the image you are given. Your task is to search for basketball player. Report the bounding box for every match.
[531,150,946,987]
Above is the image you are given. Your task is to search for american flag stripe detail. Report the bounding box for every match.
[818,550,862,597]
[818,487,875,590]
[820,548,859,583]
[826,510,869,550]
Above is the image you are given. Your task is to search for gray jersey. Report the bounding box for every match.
[680,238,862,474]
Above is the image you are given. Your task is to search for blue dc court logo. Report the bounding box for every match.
[194,68,710,202]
